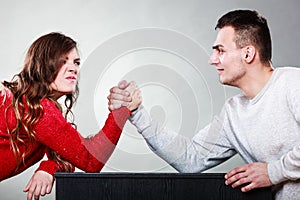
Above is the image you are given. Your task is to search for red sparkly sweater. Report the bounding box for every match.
[0,90,130,181]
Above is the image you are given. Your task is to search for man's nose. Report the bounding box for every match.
[208,51,219,65]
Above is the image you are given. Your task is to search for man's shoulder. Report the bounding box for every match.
[275,66,300,83]
[275,66,300,75]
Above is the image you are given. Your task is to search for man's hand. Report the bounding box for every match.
[24,170,54,200]
[108,80,142,111]
[128,88,142,111]
[107,80,132,111]
[225,162,272,192]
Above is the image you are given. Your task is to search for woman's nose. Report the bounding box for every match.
[68,65,78,74]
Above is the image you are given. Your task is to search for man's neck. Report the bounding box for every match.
[239,63,274,99]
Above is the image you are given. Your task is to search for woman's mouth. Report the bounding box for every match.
[66,76,77,81]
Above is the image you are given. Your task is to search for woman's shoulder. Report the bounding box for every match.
[40,98,60,112]
[0,88,13,106]
[39,98,65,123]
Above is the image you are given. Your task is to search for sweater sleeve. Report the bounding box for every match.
[129,105,236,172]
[35,149,75,177]
[34,99,130,172]
[268,147,300,184]
[268,72,300,184]
[35,160,63,177]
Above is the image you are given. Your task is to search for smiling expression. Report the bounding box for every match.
[209,26,246,87]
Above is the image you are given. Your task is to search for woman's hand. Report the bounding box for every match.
[108,80,142,111]
[24,170,54,200]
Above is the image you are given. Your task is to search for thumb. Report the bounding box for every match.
[118,80,128,89]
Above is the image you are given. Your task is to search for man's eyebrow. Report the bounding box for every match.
[212,44,223,50]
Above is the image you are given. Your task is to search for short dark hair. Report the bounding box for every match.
[215,10,272,63]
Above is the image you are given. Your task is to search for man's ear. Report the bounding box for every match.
[242,45,255,63]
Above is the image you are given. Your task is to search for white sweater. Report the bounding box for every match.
[130,67,300,200]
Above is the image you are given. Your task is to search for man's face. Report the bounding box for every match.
[209,26,246,87]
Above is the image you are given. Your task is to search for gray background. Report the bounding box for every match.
[1,0,300,199]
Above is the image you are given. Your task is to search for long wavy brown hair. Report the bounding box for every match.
[2,32,79,172]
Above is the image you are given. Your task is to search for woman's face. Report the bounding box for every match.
[50,48,80,100]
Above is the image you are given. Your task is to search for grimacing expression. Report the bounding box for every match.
[50,48,80,99]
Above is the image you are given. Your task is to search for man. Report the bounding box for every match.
[108,10,300,199]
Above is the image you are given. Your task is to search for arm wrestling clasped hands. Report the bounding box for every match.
[107,80,273,192]
[107,80,142,112]
[24,81,141,200]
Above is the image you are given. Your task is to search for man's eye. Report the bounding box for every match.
[74,61,80,66]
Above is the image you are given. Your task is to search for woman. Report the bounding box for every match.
[0,32,141,199]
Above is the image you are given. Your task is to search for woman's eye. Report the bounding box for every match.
[74,61,80,66]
